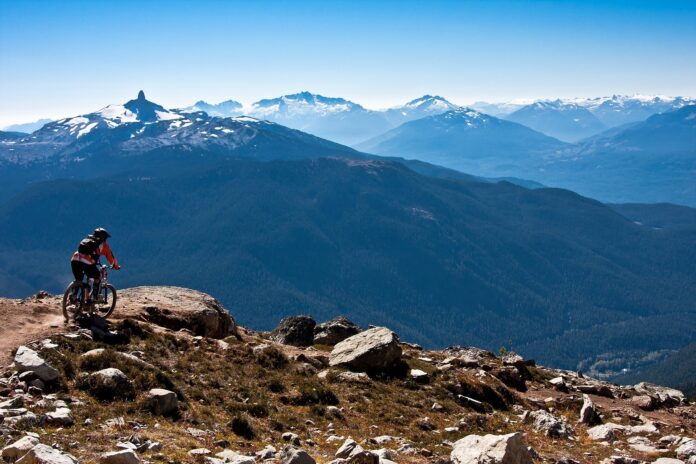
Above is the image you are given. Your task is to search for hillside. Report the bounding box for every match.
[539,105,696,206]
[612,342,696,400]
[0,157,694,375]
[0,287,693,464]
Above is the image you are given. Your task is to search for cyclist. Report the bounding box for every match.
[70,227,120,303]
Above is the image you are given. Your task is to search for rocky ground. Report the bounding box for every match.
[0,286,694,464]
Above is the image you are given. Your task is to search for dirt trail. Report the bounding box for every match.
[0,295,65,366]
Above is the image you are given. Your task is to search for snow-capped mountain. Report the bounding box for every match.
[356,107,568,174]
[180,99,243,117]
[571,95,696,127]
[469,101,529,117]
[505,99,607,142]
[382,95,459,126]
[0,91,359,168]
[243,92,391,145]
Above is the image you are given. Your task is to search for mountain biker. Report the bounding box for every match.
[70,227,120,303]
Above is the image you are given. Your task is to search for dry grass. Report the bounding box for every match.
[2,321,693,464]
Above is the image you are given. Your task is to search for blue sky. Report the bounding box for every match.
[1,0,695,126]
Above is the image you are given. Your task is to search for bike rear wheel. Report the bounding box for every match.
[93,284,117,319]
[62,281,85,323]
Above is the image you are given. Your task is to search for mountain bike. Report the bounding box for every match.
[62,264,118,322]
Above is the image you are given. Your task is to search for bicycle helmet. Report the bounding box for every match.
[93,227,111,240]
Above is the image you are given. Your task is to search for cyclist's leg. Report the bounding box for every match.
[70,261,86,300]
[85,264,100,302]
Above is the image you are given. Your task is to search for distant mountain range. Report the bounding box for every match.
[505,100,607,142]
[2,118,53,134]
[355,107,569,173]
[360,104,696,206]
[3,92,694,206]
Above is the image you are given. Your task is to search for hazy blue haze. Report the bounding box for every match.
[1,0,695,126]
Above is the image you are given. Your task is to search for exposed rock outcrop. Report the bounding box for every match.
[271,316,316,347]
[329,327,402,372]
[118,286,237,339]
[314,317,361,345]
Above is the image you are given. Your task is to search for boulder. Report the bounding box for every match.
[347,451,379,464]
[527,410,574,438]
[676,440,696,460]
[2,436,40,460]
[83,368,134,400]
[631,395,656,411]
[46,407,74,426]
[634,383,685,407]
[587,423,627,441]
[118,286,238,339]
[579,394,602,425]
[3,412,41,430]
[329,327,402,372]
[280,447,315,464]
[100,449,141,464]
[410,369,429,383]
[271,316,316,347]
[451,433,532,464]
[145,388,178,416]
[16,445,78,464]
[314,317,361,345]
[336,439,363,458]
[14,346,59,383]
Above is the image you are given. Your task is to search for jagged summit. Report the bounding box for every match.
[0,287,693,464]
[124,90,167,122]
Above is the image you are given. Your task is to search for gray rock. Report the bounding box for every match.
[271,316,316,347]
[16,445,78,464]
[145,388,178,416]
[677,440,696,460]
[346,451,378,464]
[631,395,657,411]
[634,383,685,407]
[579,394,602,425]
[652,459,685,464]
[280,447,315,464]
[314,317,361,346]
[587,423,627,441]
[528,410,574,438]
[336,439,363,458]
[451,433,532,464]
[256,446,277,460]
[46,407,74,426]
[329,327,402,372]
[282,433,302,446]
[100,449,141,464]
[2,435,40,460]
[84,368,134,400]
[410,369,429,383]
[14,347,59,383]
[3,411,41,430]
[214,450,255,464]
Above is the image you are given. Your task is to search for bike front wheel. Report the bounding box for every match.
[93,284,117,319]
[62,281,84,323]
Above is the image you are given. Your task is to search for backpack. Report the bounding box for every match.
[77,237,99,256]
